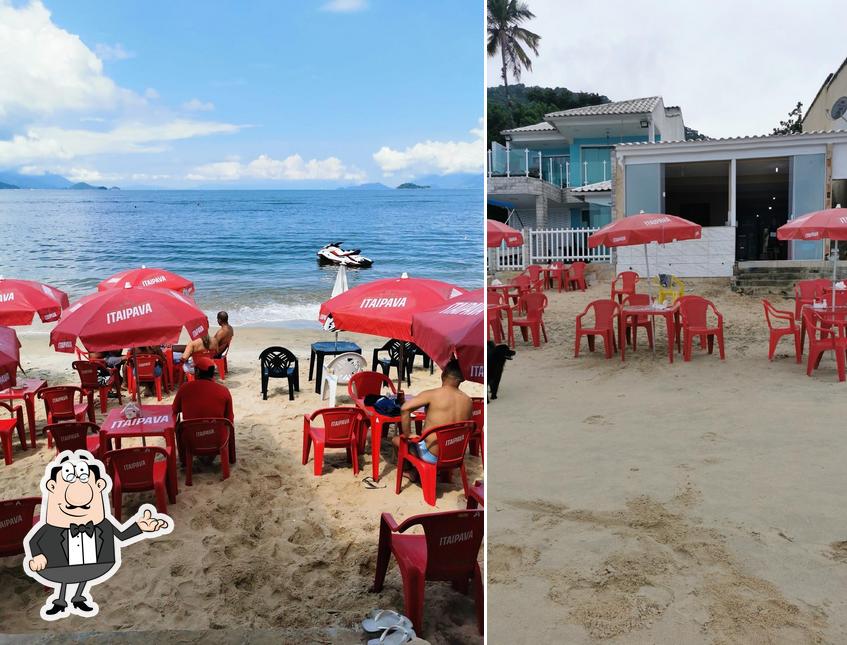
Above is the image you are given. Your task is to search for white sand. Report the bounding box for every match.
[489,278,847,644]
[0,327,482,643]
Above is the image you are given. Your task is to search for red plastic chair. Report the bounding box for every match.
[824,289,847,307]
[525,264,546,291]
[73,360,121,417]
[802,308,847,381]
[574,300,620,358]
[372,509,484,634]
[550,261,569,292]
[568,261,587,291]
[349,371,397,451]
[213,340,231,381]
[46,421,101,458]
[129,353,164,401]
[508,274,532,304]
[679,296,725,361]
[611,270,639,303]
[467,480,484,509]
[0,497,40,557]
[178,417,234,485]
[621,293,654,351]
[302,407,365,476]
[510,292,548,348]
[468,397,484,463]
[396,421,474,507]
[762,299,801,362]
[0,401,25,466]
[38,386,90,447]
[794,279,831,320]
[103,446,172,521]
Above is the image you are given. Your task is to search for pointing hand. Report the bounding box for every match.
[137,508,169,533]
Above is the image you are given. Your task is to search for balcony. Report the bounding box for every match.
[488,143,612,189]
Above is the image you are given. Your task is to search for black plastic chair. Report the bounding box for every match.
[259,346,299,401]
[408,342,435,375]
[372,339,415,386]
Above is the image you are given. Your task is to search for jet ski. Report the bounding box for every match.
[317,242,373,268]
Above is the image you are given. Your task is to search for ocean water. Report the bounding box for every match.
[0,189,482,327]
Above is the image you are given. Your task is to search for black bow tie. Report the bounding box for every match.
[70,521,94,538]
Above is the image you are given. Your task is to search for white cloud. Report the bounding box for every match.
[182,98,214,112]
[0,120,243,166]
[372,120,484,175]
[0,1,137,119]
[321,0,367,12]
[144,88,160,100]
[94,42,134,61]
[187,153,366,182]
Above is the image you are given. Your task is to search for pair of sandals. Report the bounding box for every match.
[362,609,418,644]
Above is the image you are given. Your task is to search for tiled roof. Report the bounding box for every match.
[570,180,612,193]
[618,129,847,147]
[501,121,556,134]
[546,97,660,118]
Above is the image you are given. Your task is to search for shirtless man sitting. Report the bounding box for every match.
[213,311,234,357]
[392,359,473,464]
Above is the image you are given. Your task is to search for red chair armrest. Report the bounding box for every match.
[380,512,400,533]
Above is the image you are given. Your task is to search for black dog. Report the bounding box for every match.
[487,341,515,401]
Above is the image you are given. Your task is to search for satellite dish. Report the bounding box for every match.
[831,96,847,121]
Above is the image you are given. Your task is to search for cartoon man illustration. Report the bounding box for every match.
[23,450,172,620]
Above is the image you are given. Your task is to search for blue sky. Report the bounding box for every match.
[0,0,483,187]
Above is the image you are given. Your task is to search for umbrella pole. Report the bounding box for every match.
[644,244,656,358]
[833,240,839,313]
[397,343,405,400]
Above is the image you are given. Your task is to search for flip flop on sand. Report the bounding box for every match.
[367,624,417,645]
[362,477,387,490]
[362,609,412,633]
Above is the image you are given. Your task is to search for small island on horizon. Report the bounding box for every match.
[396,182,430,189]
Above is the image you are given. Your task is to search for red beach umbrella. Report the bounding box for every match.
[98,266,195,295]
[487,220,524,248]
[411,288,483,383]
[0,278,69,326]
[777,205,847,310]
[50,287,208,354]
[319,276,465,342]
[588,212,702,248]
[320,275,465,392]
[0,326,21,388]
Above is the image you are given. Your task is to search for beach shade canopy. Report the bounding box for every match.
[98,266,195,295]
[0,278,69,326]
[776,207,847,241]
[777,206,847,310]
[588,213,702,249]
[411,288,484,384]
[319,276,465,342]
[50,287,208,354]
[0,326,21,389]
[487,220,524,248]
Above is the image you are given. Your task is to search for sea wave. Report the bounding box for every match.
[207,301,321,327]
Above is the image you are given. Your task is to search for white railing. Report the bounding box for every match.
[492,227,612,271]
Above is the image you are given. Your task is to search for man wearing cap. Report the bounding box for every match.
[172,356,234,425]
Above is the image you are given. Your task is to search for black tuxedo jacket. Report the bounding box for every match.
[28,518,142,568]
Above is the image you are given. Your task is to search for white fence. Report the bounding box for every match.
[492,227,612,271]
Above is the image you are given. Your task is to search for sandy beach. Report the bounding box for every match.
[0,326,483,643]
[489,276,847,644]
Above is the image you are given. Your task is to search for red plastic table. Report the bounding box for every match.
[99,405,179,499]
[619,303,680,363]
[358,397,424,482]
[0,378,47,448]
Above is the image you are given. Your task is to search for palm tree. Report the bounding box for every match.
[487,0,541,107]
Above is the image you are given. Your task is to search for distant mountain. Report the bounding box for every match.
[338,182,392,190]
[409,173,482,189]
[0,170,73,189]
[0,181,18,189]
[69,182,108,190]
[396,182,429,189]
